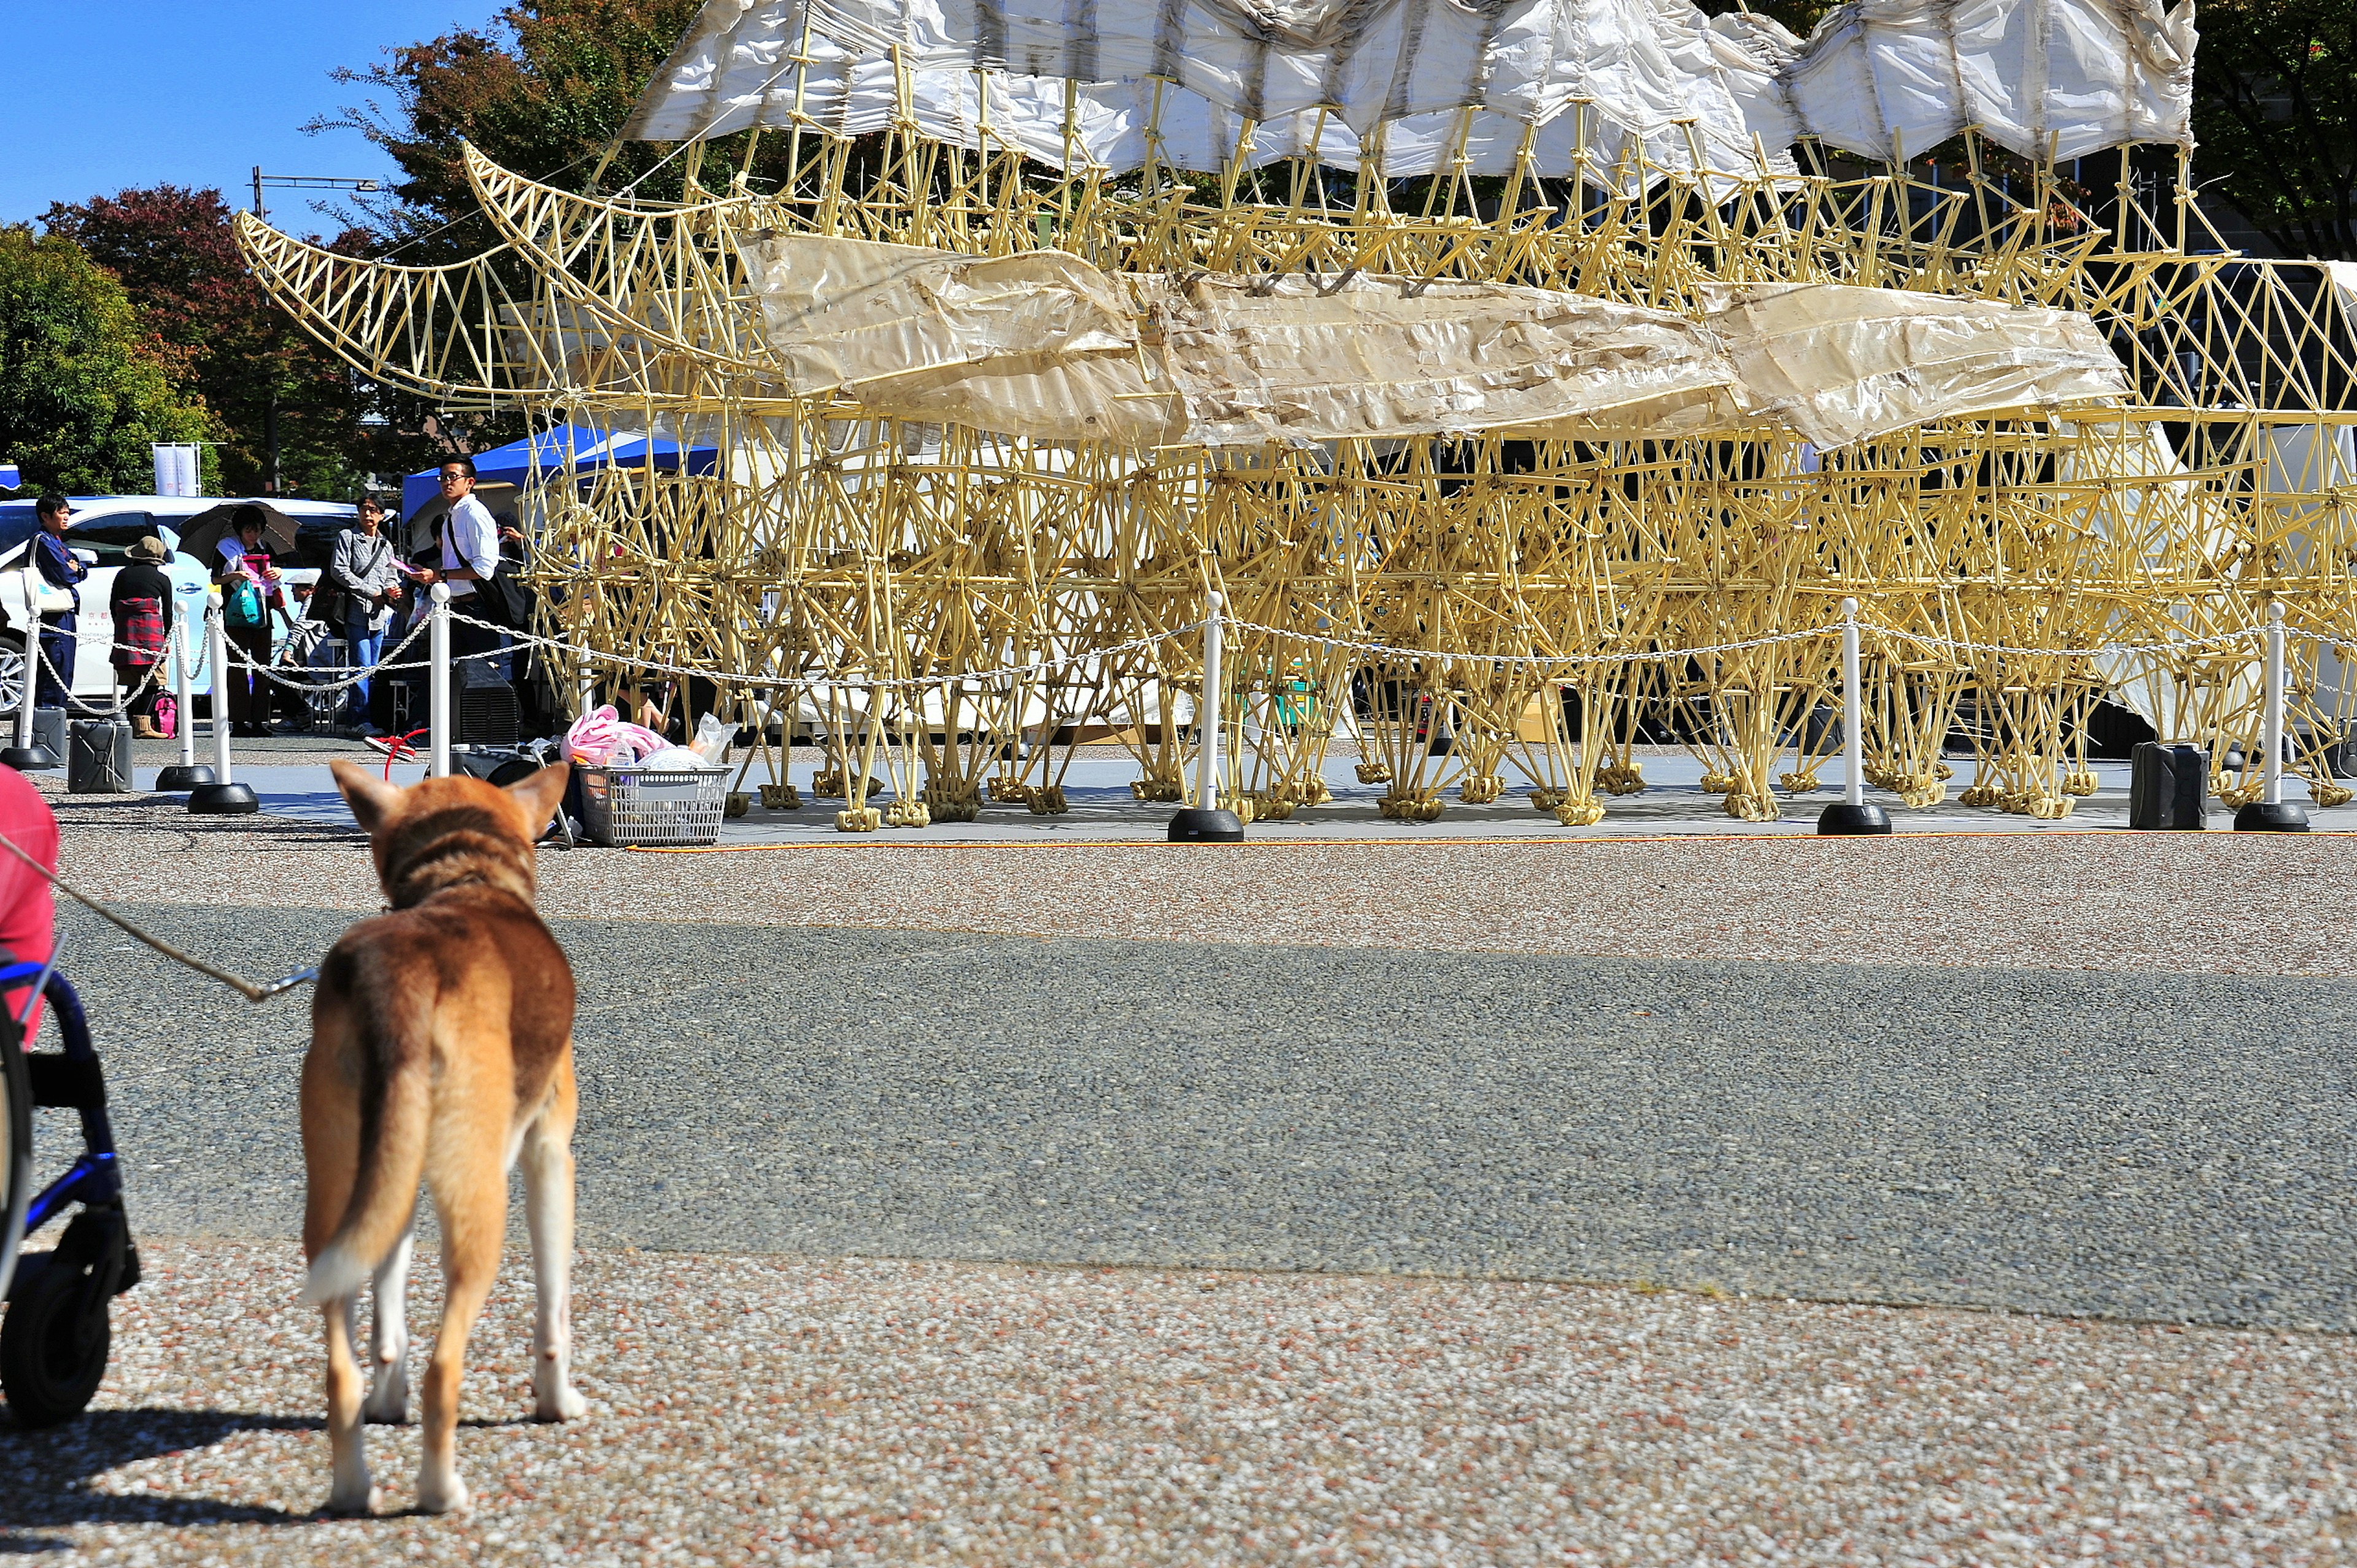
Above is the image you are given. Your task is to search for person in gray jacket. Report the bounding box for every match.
[329,495,406,735]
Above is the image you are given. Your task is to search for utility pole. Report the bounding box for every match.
[250,166,380,226]
[249,169,382,494]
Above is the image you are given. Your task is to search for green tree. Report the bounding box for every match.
[2192,0,2357,258]
[317,0,762,258]
[0,226,212,495]
[41,186,407,499]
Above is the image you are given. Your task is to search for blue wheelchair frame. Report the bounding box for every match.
[1,960,122,1244]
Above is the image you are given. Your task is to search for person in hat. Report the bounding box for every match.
[109,535,177,738]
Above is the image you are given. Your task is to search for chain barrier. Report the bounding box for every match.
[28,641,166,719]
[220,614,437,694]
[443,606,1214,692]
[1221,619,1830,667]
[17,601,2325,722]
[1857,623,2274,660]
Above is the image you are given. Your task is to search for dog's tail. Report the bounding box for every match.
[304,979,435,1305]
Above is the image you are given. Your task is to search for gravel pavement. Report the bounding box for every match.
[39,782,2357,977]
[48,902,2357,1332]
[11,775,2357,1564]
[3,1238,2351,1564]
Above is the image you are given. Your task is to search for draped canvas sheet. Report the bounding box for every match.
[1733,0,2196,163]
[1709,282,2130,447]
[735,232,2129,448]
[626,0,1797,180]
[625,0,2191,177]
[733,230,1747,444]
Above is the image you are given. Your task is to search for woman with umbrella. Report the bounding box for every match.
[201,505,290,737]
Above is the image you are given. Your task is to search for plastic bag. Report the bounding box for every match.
[691,713,732,766]
[565,705,670,767]
[638,744,724,772]
[154,695,177,740]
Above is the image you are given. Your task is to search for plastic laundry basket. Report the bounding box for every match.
[577,764,727,847]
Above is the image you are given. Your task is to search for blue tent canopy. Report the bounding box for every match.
[401,424,720,520]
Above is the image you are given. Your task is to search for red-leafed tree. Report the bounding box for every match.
[39,185,454,497]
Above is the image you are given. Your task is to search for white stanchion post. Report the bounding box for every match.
[2264,603,2286,808]
[2237,601,2309,830]
[1842,596,1865,809]
[153,614,214,790]
[429,584,452,778]
[1194,592,1225,811]
[3,568,47,768]
[1816,595,1890,835]
[172,620,196,770]
[1167,592,1243,841]
[208,603,233,782]
[188,597,255,813]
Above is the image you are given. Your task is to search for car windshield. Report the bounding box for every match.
[64,515,158,563]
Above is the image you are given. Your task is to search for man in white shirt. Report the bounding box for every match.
[414,457,504,676]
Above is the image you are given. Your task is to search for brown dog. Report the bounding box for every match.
[305,759,584,1515]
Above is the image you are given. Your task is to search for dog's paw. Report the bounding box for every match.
[414,1472,471,1516]
[535,1384,587,1423]
[323,1483,379,1518]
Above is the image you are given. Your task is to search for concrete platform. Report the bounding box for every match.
[156,749,2357,842]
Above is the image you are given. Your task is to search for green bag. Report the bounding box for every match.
[222,577,266,629]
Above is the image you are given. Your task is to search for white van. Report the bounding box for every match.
[0,495,357,705]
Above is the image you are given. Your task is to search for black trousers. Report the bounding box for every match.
[226,622,273,729]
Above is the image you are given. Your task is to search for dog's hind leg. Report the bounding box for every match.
[521,1054,586,1422]
[364,1216,415,1424]
[321,1296,377,1514]
[416,1094,509,1515]
[303,1022,375,1515]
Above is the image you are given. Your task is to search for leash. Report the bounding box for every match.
[0,831,319,1004]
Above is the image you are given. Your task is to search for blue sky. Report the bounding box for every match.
[0,2,503,228]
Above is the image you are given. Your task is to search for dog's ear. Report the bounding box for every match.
[503,760,571,840]
[331,758,403,835]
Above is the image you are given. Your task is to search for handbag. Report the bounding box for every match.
[29,578,74,616]
[468,563,533,631]
[222,577,266,628]
[308,578,349,630]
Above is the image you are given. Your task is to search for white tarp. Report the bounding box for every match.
[626,0,2191,180]
[735,231,2129,448]
[1708,282,2132,447]
[733,230,1751,444]
[1732,0,2197,163]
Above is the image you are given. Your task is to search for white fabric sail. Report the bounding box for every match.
[733,231,2130,449]
[1730,0,2197,164]
[625,0,2192,179]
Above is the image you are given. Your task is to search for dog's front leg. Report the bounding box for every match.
[322,1296,377,1515]
[364,1222,415,1423]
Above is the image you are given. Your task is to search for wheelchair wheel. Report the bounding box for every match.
[1,1249,112,1428]
[0,1007,28,1308]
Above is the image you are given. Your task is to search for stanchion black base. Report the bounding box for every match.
[187,781,260,815]
[1,745,58,771]
[153,763,215,791]
[1816,800,1893,836]
[2233,800,2311,833]
[1167,807,1245,843]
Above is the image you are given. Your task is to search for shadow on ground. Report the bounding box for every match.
[0,1407,318,1543]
